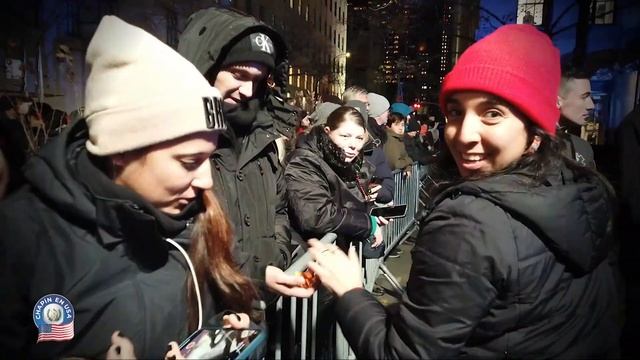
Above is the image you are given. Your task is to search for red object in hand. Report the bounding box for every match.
[301,269,318,289]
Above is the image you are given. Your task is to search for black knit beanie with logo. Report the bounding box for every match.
[221,32,276,70]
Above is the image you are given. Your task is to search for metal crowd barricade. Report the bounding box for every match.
[272,233,337,359]
[272,162,426,359]
[363,162,424,294]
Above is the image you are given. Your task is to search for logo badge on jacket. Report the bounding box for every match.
[33,294,75,343]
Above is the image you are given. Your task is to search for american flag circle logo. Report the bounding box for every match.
[32,294,75,343]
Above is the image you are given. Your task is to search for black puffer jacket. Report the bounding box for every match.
[285,127,376,251]
[178,8,292,288]
[363,145,394,204]
[335,163,620,358]
[0,121,221,358]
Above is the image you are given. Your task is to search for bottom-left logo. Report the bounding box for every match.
[33,294,75,343]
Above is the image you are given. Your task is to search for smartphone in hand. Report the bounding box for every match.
[179,327,266,360]
[369,204,408,219]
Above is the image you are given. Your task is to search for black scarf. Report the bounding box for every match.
[223,78,269,138]
[316,128,364,183]
[224,97,262,134]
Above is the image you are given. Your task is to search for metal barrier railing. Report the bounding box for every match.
[364,163,425,294]
[272,162,425,359]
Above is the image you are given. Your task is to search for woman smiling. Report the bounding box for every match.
[307,25,620,359]
[285,106,387,254]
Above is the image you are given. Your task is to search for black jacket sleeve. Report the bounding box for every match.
[0,206,35,357]
[285,156,371,241]
[334,195,510,359]
[273,157,293,268]
[368,147,395,204]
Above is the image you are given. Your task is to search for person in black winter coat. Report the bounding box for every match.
[307,24,620,359]
[0,16,254,358]
[285,106,388,257]
[178,7,312,299]
[361,141,394,204]
[344,98,395,205]
[557,66,597,168]
[367,92,390,144]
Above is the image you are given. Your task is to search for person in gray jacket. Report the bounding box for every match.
[307,24,619,359]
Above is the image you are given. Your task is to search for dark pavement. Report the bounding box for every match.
[375,231,417,305]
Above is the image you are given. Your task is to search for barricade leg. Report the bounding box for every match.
[274,297,283,360]
[379,262,405,294]
[335,323,356,359]
[311,290,318,358]
[363,257,382,292]
[301,298,308,359]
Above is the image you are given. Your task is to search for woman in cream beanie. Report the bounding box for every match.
[0,16,256,358]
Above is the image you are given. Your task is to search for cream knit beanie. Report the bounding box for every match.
[84,16,225,156]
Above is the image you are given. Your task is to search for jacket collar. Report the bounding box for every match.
[24,119,198,251]
[214,111,279,170]
[430,164,614,276]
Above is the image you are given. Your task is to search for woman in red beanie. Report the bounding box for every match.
[305,24,620,358]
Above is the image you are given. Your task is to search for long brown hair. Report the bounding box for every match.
[186,189,257,331]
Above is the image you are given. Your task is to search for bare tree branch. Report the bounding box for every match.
[479,6,508,26]
[550,1,640,37]
[550,2,577,33]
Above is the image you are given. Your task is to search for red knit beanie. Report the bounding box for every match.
[439,24,560,135]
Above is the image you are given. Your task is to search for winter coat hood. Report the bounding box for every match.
[22,121,95,224]
[178,8,289,136]
[22,120,198,241]
[436,166,614,275]
[4,120,216,358]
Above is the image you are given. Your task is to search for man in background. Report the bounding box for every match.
[342,85,369,109]
[557,67,596,168]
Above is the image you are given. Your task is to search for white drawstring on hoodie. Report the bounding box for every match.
[165,238,203,330]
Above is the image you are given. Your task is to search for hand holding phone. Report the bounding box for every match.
[178,327,266,360]
[369,204,408,219]
[367,184,382,201]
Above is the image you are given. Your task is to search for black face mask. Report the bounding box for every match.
[222,75,270,133]
[224,97,262,135]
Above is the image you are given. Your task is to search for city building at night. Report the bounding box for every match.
[0,0,347,114]
[477,0,640,142]
[236,0,348,110]
[347,0,445,106]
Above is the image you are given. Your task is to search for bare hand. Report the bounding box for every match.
[367,184,382,202]
[371,225,384,248]
[265,265,316,298]
[376,216,389,226]
[165,341,185,360]
[106,331,136,359]
[307,240,362,296]
[222,312,250,329]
